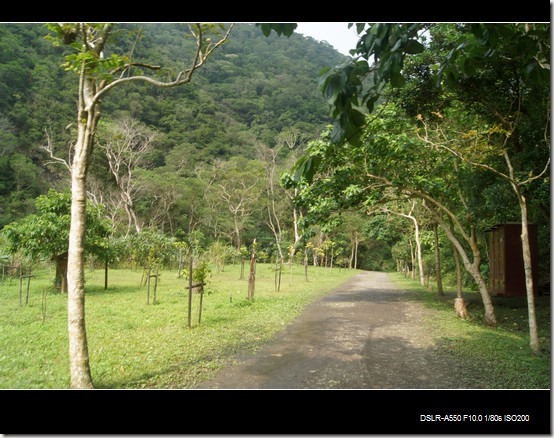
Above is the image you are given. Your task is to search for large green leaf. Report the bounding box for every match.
[255,23,298,38]
[292,155,321,184]
[404,39,425,54]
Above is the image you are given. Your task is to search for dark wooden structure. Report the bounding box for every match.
[487,223,539,297]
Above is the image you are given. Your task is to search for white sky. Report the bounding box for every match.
[295,22,361,56]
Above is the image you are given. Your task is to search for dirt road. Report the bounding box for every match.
[195,270,478,389]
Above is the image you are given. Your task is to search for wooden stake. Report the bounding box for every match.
[146,267,151,304]
[248,239,256,301]
[188,254,193,328]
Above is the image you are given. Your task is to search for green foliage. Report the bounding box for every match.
[316,23,428,148]
[206,240,236,273]
[46,24,128,79]
[319,59,369,146]
[438,24,550,89]
[256,23,298,38]
[2,189,111,260]
[125,229,175,268]
[313,23,549,152]
[0,23,345,230]
[183,260,212,289]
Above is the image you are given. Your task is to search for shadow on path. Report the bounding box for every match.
[195,271,482,389]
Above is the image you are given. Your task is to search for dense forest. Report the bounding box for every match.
[0,22,550,288]
[0,24,344,241]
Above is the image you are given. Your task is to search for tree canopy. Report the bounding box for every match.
[3,189,111,292]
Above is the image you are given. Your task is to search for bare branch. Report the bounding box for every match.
[416,116,511,182]
[40,128,72,173]
[363,170,474,245]
[113,62,162,80]
[89,23,234,110]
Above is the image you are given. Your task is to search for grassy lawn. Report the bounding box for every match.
[0,262,359,389]
[390,273,551,389]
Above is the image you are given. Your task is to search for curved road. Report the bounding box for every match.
[195,271,476,389]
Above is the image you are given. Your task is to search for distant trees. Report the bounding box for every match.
[0,23,345,232]
[97,117,158,236]
[207,157,265,250]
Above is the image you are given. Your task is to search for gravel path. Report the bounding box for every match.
[194,271,479,389]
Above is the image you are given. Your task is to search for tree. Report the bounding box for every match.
[257,142,290,264]
[247,239,257,301]
[125,228,175,270]
[435,24,549,352]
[276,23,549,336]
[46,22,233,388]
[382,199,425,287]
[416,107,548,351]
[432,222,444,296]
[384,23,549,350]
[275,128,310,245]
[96,116,158,236]
[2,189,110,293]
[206,157,265,250]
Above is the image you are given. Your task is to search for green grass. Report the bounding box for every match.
[0,263,359,388]
[389,273,551,389]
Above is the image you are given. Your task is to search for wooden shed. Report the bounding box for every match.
[486,223,539,297]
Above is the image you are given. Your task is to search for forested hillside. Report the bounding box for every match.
[0,23,344,231]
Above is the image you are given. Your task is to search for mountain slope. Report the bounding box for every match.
[0,23,347,227]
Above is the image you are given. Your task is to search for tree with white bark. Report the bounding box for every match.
[97,117,157,236]
[382,199,425,287]
[46,22,233,388]
[416,109,549,352]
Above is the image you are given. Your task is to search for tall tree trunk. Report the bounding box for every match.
[439,219,496,325]
[517,195,540,352]
[350,232,360,269]
[291,186,302,245]
[420,201,494,324]
[385,202,424,285]
[413,216,424,286]
[293,207,301,244]
[54,252,68,294]
[409,239,415,281]
[449,227,468,319]
[354,235,359,270]
[234,216,241,251]
[433,222,444,295]
[501,150,540,352]
[453,247,463,299]
[67,78,97,388]
[122,200,141,235]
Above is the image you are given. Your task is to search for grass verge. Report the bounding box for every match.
[0,263,358,388]
[389,272,550,389]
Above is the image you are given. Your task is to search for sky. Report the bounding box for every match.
[294,22,361,56]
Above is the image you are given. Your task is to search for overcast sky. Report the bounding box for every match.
[295,22,361,56]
